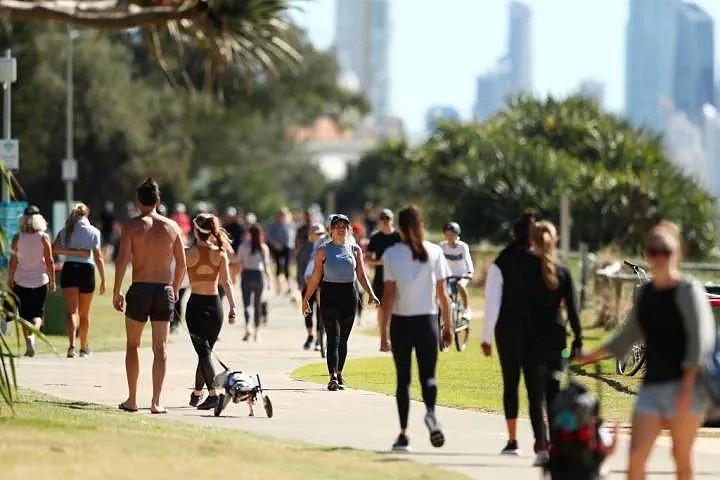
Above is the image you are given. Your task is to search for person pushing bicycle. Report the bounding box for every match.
[439,222,474,319]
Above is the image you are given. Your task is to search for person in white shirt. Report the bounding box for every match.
[380,205,452,452]
[439,222,474,319]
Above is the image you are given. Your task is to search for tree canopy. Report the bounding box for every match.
[333,96,718,256]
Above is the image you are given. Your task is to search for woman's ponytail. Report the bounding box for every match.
[531,221,559,290]
[397,205,428,262]
[64,203,89,244]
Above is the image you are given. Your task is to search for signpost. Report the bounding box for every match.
[0,139,18,170]
[0,200,27,267]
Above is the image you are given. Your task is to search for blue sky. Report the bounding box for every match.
[293,0,720,133]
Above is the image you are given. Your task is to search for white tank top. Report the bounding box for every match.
[14,232,49,288]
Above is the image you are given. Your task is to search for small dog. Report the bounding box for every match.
[213,370,273,418]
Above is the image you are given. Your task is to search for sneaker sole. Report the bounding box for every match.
[327,383,339,391]
[391,446,411,453]
[424,416,445,448]
[500,449,520,456]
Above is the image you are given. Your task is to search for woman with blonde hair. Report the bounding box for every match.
[185,213,237,410]
[8,206,56,356]
[522,220,582,467]
[577,222,714,480]
[236,223,271,342]
[54,202,106,358]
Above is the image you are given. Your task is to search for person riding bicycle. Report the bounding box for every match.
[439,222,474,319]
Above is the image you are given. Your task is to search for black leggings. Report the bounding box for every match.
[241,270,264,327]
[185,294,223,392]
[302,287,320,329]
[320,282,357,376]
[390,314,439,429]
[271,246,291,279]
[522,344,562,447]
[496,327,523,420]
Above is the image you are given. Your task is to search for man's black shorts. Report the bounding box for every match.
[125,282,174,322]
[60,262,96,294]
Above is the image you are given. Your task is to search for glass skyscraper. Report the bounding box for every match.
[625,0,680,131]
[508,1,532,94]
[673,2,714,126]
[335,0,390,121]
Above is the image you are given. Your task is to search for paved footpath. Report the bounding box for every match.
[16,290,720,479]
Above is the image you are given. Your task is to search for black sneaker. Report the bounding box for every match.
[79,348,92,358]
[197,395,219,410]
[337,374,346,390]
[424,411,445,447]
[392,434,410,452]
[500,439,520,456]
[327,378,340,391]
[189,392,202,407]
[303,335,314,350]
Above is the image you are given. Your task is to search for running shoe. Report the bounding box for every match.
[314,342,321,352]
[424,411,445,447]
[67,346,77,358]
[391,434,410,452]
[500,439,520,456]
[197,395,219,410]
[327,378,340,391]
[532,450,549,467]
[189,392,202,407]
[24,337,35,357]
[79,348,92,357]
[337,374,346,390]
[242,330,251,342]
[303,335,314,350]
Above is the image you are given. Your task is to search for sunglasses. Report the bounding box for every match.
[646,246,673,257]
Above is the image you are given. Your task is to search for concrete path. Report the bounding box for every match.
[15,289,720,479]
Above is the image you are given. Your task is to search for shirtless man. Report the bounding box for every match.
[113,178,187,414]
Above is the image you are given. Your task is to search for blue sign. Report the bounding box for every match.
[0,200,27,268]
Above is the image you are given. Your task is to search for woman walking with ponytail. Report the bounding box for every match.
[522,220,582,467]
[185,213,237,410]
[54,203,106,358]
[380,205,452,452]
[236,224,271,342]
[302,214,378,391]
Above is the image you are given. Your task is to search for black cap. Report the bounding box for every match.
[330,214,351,227]
[24,205,40,216]
[378,208,394,220]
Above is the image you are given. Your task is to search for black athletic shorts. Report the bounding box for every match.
[60,262,96,294]
[125,282,175,322]
[13,283,49,320]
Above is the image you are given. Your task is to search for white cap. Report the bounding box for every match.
[175,202,186,214]
[246,212,257,224]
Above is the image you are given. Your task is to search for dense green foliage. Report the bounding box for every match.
[333,96,718,256]
[0,23,362,221]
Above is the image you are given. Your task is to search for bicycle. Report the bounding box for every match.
[615,260,648,376]
[438,275,471,352]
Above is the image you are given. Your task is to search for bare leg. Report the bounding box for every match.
[63,288,79,348]
[669,412,704,480]
[150,320,169,412]
[628,413,663,480]
[78,293,94,351]
[123,318,145,410]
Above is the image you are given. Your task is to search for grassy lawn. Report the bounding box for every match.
[296,288,642,423]
[0,389,467,480]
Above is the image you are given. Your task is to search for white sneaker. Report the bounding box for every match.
[424,411,445,448]
[532,450,549,467]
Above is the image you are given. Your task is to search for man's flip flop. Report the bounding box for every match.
[118,401,138,413]
[151,407,167,414]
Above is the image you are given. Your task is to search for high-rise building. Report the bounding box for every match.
[625,0,680,131]
[473,1,532,121]
[507,1,532,94]
[335,0,390,121]
[673,3,714,126]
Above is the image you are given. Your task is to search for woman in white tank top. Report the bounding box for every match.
[8,206,56,357]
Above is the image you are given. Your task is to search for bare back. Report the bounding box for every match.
[125,213,181,284]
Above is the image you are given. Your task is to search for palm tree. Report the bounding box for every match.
[0,0,301,91]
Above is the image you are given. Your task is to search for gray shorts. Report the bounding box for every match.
[634,379,708,418]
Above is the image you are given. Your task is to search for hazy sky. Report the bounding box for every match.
[293,0,720,133]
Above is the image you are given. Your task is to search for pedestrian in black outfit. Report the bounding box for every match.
[366,208,402,327]
[185,213,238,410]
[522,220,582,467]
[481,209,536,456]
[302,214,378,391]
[380,205,453,452]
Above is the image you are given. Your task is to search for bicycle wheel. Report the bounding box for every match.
[616,343,646,376]
[453,307,470,352]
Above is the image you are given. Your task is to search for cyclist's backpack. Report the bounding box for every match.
[545,380,606,480]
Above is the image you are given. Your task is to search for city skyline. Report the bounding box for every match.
[294,0,720,133]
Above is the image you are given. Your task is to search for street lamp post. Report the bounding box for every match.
[62,25,77,215]
[0,49,16,203]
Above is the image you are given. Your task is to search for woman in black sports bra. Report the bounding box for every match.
[185,213,237,410]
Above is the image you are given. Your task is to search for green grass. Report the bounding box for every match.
[0,389,467,480]
[298,289,642,422]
